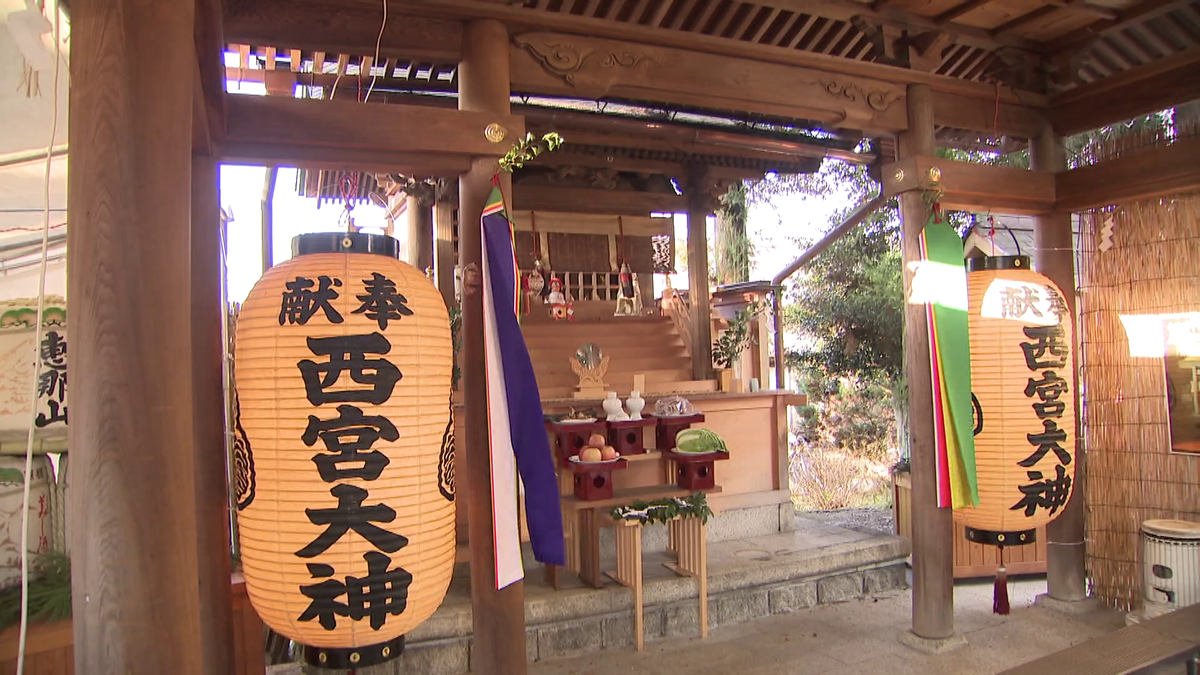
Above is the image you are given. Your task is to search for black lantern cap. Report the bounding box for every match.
[303,636,405,669]
[292,232,400,259]
[966,255,1031,273]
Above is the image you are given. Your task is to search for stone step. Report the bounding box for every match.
[335,517,909,674]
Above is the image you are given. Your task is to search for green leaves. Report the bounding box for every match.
[712,300,765,369]
[498,132,565,173]
[610,492,713,525]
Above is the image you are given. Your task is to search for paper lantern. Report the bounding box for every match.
[234,232,454,669]
[955,256,1076,547]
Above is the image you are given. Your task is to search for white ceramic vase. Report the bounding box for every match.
[0,456,54,589]
[602,391,623,421]
[625,391,645,420]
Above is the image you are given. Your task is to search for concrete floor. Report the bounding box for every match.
[528,577,1190,675]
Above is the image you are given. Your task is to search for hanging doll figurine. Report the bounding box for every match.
[524,260,546,316]
[548,274,574,320]
[614,262,638,316]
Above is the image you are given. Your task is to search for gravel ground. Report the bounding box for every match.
[798,506,896,534]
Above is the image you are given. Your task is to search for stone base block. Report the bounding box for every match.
[1034,594,1099,616]
[898,630,968,655]
[769,581,817,614]
[817,572,864,603]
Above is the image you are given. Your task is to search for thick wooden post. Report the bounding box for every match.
[68,0,228,670]
[191,154,236,675]
[435,184,458,309]
[1031,128,1088,603]
[900,83,956,642]
[407,188,435,273]
[458,19,528,675]
[686,166,714,381]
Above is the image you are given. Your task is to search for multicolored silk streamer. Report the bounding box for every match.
[481,184,566,589]
[919,212,979,509]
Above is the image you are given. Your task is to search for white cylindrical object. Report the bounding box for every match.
[0,456,54,588]
[1141,519,1200,617]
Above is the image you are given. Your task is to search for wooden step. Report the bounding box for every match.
[523,333,687,349]
[531,369,695,388]
[531,357,692,374]
[538,379,719,400]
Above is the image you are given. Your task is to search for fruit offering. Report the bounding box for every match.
[588,433,607,448]
[600,446,618,461]
[579,446,603,463]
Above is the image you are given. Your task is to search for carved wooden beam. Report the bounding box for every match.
[511,31,908,133]
[512,31,1044,136]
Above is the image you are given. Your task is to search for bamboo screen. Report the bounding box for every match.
[1077,191,1200,610]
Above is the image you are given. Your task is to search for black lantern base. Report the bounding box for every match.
[965,526,1037,547]
[303,636,405,669]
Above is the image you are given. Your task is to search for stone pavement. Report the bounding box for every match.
[528,577,1154,675]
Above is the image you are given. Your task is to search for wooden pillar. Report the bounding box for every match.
[900,83,956,640]
[407,187,435,273]
[435,181,458,309]
[1031,128,1088,602]
[458,19,528,675]
[686,166,714,381]
[191,154,236,674]
[68,0,228,670]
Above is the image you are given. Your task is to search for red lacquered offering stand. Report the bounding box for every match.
[650,413,705,451]
[606,418,656,455]
[569,457,629,500]
[662,449,730,490]
[546,419,608,468]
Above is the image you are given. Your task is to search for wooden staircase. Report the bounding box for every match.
[521,315,718,400]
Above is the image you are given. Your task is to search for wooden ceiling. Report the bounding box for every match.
[509,0,1200,85]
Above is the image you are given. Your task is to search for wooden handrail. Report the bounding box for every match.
[660,288,693,357]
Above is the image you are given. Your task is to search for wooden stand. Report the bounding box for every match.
[608,520,646,651]
[607,418,655,455]
[651,413,705,452]
[572,458,629,501]
[546,420,607,468]
[663,450,730,490]
[664,516,709,639]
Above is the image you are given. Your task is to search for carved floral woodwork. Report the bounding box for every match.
[512,32,907,131]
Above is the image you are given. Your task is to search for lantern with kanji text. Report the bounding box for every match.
[955,255,1076,549]
[234,232,455,668]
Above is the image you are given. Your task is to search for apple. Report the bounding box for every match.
[588,433,607,448]
[579,447,603,463]
[600,446,618,461]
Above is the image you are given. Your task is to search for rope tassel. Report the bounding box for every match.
[993,546,1010,615]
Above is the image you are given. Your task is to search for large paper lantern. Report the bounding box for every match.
[234,233,454,668]
[955,255,1076,547]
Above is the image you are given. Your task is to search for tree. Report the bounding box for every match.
[714,182,751,285]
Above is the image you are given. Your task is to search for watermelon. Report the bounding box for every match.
[674,428,727,454]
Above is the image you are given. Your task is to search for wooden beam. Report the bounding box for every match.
[899,82,955,642]
[219,94,522,171]
[512,186,688,215]
[991,5,1062,37]
[1048,47,1200,136]
[508,211,674,236]
[224,0,464,62]
[194,0,226,150]
[882,155,1056,214]
[395,0,1047,105]
[1047,0,1192,56]
[457,19,529,675]
[686,165,714,380]
[931,90,1044,138]
[934,0,994,24]
[1054,136,1200,211]
[70,0,222,668]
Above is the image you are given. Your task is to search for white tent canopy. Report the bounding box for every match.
[0,0,69,300]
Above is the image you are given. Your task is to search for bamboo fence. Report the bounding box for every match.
[1076,126,1200,608]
